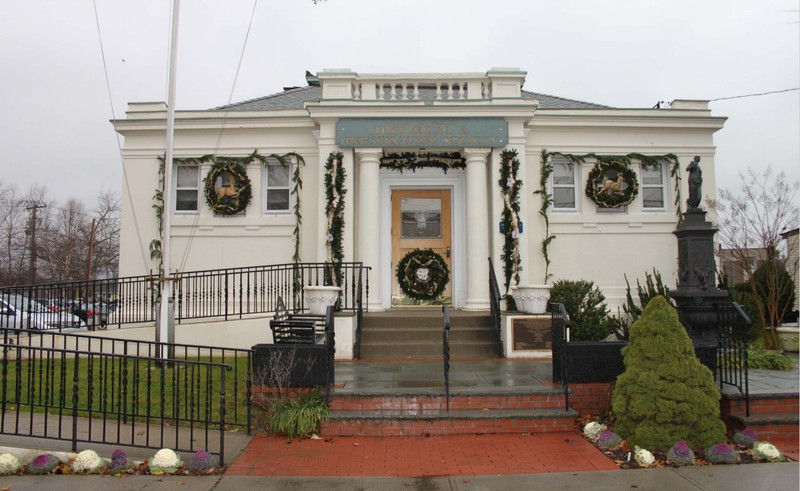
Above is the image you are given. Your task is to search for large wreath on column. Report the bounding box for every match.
[585,159,639,208]
[204,160,252,215]
[396,249,450,301]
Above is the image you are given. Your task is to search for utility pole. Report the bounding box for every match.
[86,218,97,281]
[26,201,46,284]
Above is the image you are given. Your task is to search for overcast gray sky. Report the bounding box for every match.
[1,0,798,207]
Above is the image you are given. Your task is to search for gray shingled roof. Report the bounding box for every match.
[212,86,609,111]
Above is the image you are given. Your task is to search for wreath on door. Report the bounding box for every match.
[396,248,450,301]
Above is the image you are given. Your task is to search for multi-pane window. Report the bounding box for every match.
[551,157,579,210]
[175,164,199,212]
[264,160,292,212]
[641,162,668,210]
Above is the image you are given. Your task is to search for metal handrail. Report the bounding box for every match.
[487,258,503,357]
[442,305,451,412]
[715,302,751,416]
[550,302,570,410]
[1,262,369,329]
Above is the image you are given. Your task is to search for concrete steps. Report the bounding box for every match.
[359,310,499,359]
[322,390,576,436]
[722,392,799,445]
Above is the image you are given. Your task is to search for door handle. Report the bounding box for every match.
[445,247,451,258]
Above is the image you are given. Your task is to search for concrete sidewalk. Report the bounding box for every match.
[0,463,797,490]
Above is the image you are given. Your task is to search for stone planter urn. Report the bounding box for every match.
[776,325,799,352]
[303,285,341,315]
[511,285,552,314]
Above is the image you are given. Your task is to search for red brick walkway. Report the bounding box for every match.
[226,433,619,477]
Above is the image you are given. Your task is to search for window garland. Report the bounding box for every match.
[498,149,522,298]
[538,150,682,282]
[153,151,306,268]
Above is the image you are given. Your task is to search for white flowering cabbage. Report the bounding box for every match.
[148,448,183,474]
[634,446,655,467]
[583,421,606,440]
[71,449,106,473]
[0,453,21,475]
[753,442,783,461]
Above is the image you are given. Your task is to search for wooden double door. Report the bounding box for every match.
[391,189,452,305]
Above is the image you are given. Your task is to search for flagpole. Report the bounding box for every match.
[159,0,180,360]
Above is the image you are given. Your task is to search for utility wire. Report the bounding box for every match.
[710,88,799,102]
[93,0,151,272]
[178,0,261,273]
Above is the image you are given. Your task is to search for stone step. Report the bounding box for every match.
[358,340,498,359]
[361,327,496,343]
[362,313,493,329]
[322,390,576,436]
[322,409,576,436]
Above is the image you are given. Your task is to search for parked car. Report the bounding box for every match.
[0,294,86,330]
[65,301,110,329]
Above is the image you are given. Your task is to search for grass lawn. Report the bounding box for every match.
[0,352,252,429]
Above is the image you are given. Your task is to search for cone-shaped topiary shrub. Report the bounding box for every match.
[611,296,726,451]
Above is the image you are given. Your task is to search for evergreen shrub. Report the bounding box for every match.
[611,296,727,451]
[548,279,613,341]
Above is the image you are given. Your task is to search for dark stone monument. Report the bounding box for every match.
[669,157,726,373]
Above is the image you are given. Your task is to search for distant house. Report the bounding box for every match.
[112,68,726,311]
[718,247,769,286]
[782,228,799,312]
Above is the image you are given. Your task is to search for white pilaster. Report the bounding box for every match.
[355,148,384,311]
[463,148,491,310]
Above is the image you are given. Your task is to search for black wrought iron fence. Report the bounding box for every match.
[0,328,253,465]
[1,262,369,329]
[715,302,751,416]
[488,258,503,357]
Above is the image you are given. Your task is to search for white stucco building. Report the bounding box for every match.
[113,68,726,312]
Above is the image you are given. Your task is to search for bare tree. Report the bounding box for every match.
[89,190,121,279]
[709,165,799,348]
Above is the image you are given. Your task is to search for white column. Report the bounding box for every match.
[463,148,491,310]
[355,149,384,311]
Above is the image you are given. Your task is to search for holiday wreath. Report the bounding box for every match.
[396,249,450,301]
[204,161,252,215]
[585,160,639,208]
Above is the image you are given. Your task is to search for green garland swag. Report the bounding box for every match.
[585,160,639,208]
[396,249,450,301]
[380,152,466,173]
[324,151,346,287]
[498,149,522,297]
[204,160,252,215]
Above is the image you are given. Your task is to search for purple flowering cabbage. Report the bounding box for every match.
[704,443,739,464]
[187,450,219,474]
[732,429,759,448]
[667,441,696,466]
[27,454,60,475]
[596,429,622,448]
[108,449,134,474]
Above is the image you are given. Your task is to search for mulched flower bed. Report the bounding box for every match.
[575,414,789,469]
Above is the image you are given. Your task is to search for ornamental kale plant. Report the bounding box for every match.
[27,454,60,475]
[666,441,696,466]
[108,449,134,474]
[704,443,739,464]
[611,297,726,451]
[187,450,220,474]
[596,429,622,448]
[732,429,759,448]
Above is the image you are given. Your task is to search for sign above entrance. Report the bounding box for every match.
[337,118,508,148]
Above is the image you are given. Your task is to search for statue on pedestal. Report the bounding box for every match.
[686,156,702,210]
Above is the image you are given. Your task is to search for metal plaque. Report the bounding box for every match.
[337,118,508,148]
[512,316,552,351]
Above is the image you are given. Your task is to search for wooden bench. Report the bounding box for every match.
[270,297,326,344]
